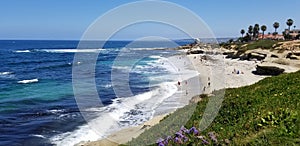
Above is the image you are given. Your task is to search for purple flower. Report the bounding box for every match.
[197,135,209,145]
[180,126,188,133]
[188,127,199,135]
[157,142,164,146]
[175,132,184,138]
[193,129,199,135]
[202,139,209,145]
[183,136,189,142]
[156,138,164,144]
[166,136,172,141]
[208,132,218,143]
[174,137,182,143]
[163,139,168,145]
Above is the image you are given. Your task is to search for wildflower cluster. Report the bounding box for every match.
[156,126,228,146]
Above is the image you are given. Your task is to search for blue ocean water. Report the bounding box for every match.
[0,40,197,146]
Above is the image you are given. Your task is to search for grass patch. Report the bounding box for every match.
[240,40,278,51]
[126,71,300,145]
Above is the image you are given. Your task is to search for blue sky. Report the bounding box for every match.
[1,0,300,40]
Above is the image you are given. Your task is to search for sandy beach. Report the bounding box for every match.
[79,47,300,146]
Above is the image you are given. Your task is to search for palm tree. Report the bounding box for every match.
[248,25,253,39]
[253,24,260,38]
[286,19,294,32]
[261,25,267,39]
[273,22,280,33]
[240,29,245,37]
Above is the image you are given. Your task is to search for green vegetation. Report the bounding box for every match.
[261,25,267,39]
[240,29,245,37]
[240,39,278,50]
[126,71,300,145]
[286,19,294,32]
[273,22,280,34]
[220,39,280,53]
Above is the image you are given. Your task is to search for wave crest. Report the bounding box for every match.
[17,79,39,84]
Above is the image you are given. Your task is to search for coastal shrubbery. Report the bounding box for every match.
[126,71,300,145]
[220,39,279,52]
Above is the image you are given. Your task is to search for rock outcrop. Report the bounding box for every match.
[252,65,285,76]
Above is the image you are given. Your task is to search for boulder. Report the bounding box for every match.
[271,54,279,58]
[248,52,266,61]
[223,51,235,56]
[225,51,243,59]
[187,49,204,54]
[293,52,300,56]
[252,65,285,76]
[287,53,300,60]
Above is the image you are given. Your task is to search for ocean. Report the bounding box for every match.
[0,40,192,145]
[0,39,230,146]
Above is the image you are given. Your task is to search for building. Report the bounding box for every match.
[258,33,284,40]
[284,29,300,39]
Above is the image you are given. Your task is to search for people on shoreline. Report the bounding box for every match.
[232,68,244,74]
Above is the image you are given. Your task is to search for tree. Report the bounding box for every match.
[273,22,280,33]
[240,29,245,37]
[248,25,253,39]
[253,24,260,39]
[286,19,294,31]
[261,25,267,39]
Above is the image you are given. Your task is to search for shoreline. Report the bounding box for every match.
[80,45,300,146]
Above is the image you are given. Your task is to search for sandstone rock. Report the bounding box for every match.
[287,53,300,60]
[252,65,285,76]
[248,52,266,61]
[188,49,204,54]
[271,54,279,58]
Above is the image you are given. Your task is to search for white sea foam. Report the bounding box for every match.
[15,50,31,53]
[39,49,105,53]
[46,109,65,114]
[111,66,131,71]
[50,125,100,146]
[149,55,163,59]
[31,134,46,139]
[0,72,13,75]
[103,84,112,88]
[50,82,178,146]
[124,47,165,51]
[17,79,38,84]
